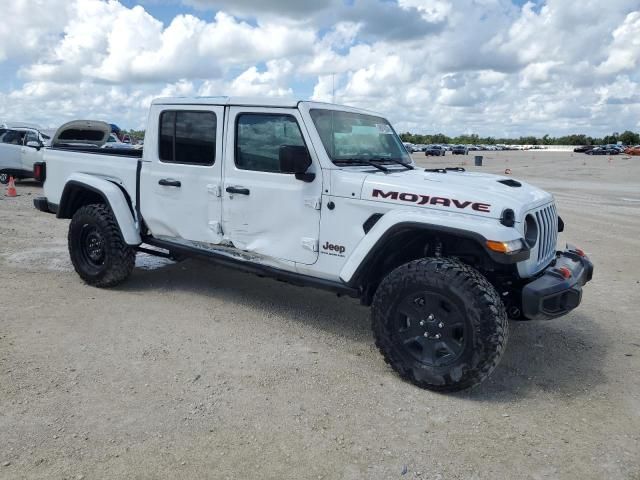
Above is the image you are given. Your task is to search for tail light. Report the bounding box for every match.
[33,162,46,183]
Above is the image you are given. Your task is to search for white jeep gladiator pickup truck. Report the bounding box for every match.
[33,97,593,391]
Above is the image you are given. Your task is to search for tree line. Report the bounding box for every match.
[399,130,640,146]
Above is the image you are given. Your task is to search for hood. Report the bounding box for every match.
[52,120,111,147]
[361,168,553,221]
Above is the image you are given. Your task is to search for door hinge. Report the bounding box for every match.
[301,238,319,252]
[209,221,223,235]
[207,184,222,197]
[304,197,321,210]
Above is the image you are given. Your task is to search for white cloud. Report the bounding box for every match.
[598,11,640,75]
[200,59,294,97]
[21,2,316,84]
[0,0,72,61]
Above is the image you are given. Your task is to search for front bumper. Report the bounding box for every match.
[522,245,594,320]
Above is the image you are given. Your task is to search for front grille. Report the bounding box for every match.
[534,203,558,267]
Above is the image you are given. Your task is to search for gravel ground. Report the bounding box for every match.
[0,151,639,479]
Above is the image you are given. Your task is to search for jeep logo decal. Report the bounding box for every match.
[321,241,346,257]
[372,189,491,213]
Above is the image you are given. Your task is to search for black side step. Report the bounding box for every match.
[142,236,360,298]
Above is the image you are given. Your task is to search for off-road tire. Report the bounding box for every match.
[68,204,135,287]
[372,257,508,392]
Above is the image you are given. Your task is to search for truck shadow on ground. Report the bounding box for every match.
[121,258,372,344]
[465,313,607,402]
[120,258,606,401]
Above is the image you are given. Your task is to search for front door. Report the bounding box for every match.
[21,130,42,172]
[222,107,322,265]
[140,106,225,244]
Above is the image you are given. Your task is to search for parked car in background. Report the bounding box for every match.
[451,145,468,155]
[624,145,640,155]
[573,145,594,153]
[0,127,46,184]
[425,145,446,156]
[586,146,620,155]
[101,133,133,149]
[604,144,624,153]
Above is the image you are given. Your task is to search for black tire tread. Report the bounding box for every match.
[371,257,508,392]
[68,204,135,288]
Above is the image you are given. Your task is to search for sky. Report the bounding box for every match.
[0,0,639,137]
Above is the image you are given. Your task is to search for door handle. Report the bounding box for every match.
[226,186,250,195]
[159,178,181,187]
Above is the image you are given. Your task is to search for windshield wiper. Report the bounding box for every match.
[368,157,414,170]
[334,158,389,173]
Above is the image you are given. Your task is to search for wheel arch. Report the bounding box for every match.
[58,175,140,245]
[341,212,528,305]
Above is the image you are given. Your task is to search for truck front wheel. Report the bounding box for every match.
[371,257,508,392]
[68,204,135,287]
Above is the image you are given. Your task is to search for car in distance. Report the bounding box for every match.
[0,127,46,184]
[586,146,620,155]
[624,145,640,155]
[451,145,468,155]
[424,145,446,156]
[573,145,594,153]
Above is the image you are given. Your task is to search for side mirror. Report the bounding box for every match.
[279,145,315,182]
[26,141,41,150]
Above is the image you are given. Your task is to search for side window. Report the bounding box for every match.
[158,110,216,165]
[1,130,23,145]
[235,114,306,173]
[25,131,39,144]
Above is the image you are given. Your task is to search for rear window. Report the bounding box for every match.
[159,110,217,165]
[58,129,106,142]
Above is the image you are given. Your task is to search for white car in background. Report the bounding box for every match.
[102,133,143,150]
[0,126,48,184]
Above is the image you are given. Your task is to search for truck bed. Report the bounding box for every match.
[43,146,140,209]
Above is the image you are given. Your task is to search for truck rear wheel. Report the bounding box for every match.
[371,257,508,392]
[68,204,135,287]
[0,173,9,184]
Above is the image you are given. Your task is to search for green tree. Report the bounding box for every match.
[619,130,640,145]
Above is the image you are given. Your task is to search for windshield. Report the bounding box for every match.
[310,109,411,165]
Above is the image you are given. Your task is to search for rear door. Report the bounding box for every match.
[221,107,322,265]
[140,105,225,244]
[0,130,24,171]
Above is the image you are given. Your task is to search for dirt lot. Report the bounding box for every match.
[1,151,639,479]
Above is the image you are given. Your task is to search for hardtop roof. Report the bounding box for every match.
[151,97,382,116]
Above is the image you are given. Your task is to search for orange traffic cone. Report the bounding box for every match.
[5,176,17,197]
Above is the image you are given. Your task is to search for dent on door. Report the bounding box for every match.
[222,109,322,265]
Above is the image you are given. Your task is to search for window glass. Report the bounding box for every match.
[236,114,305,172]
[159,111,175,161]
[25,131,39,144]
[1,130,24,145]
[309,109,411,165]
[159,110,216,165]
